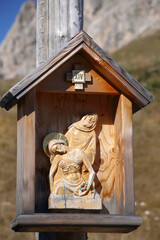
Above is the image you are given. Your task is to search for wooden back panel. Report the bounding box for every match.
[35,92,128,214]
[17,89,134,215]
[36,53,119,95]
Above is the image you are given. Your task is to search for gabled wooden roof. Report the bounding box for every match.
[0,30,153,111]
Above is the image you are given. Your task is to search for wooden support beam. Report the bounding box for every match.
[36,0,85,239]
[17,89,36,215]
[37,0,83,66]
[49,0,83,57]
[114,95,135,214]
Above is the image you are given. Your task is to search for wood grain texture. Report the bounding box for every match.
[36,0,49,66]
[35,92,122,214]
[0,31,153,111]
[81,45,150,109]
[36,53,119,94]
[45,113,102,210]
[116,95,135,214]
[49,0,83,56]
[36,2,85,239]
[113,95,125,214]
[11,213,142,233]
[16,89,36,215]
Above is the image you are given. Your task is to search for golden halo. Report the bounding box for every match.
[43,132,69,157]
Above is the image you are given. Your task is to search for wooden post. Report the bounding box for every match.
[37,0,83,66]
[36,0,86,239]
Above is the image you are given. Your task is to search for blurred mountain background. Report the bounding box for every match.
[0,0,160,240]
[0,0,160,79]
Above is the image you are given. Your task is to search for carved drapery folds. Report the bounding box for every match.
[43,113,102,210]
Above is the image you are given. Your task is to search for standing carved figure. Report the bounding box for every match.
[65,113,98,165]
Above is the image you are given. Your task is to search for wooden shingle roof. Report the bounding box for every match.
[0,30,153,111]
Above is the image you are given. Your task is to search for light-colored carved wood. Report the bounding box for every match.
[92,95,118,214]
[35,92,119,213]
[114,95,125,214]
[115,94,135,214]
[17,89,35,215]
[43,114,102,210]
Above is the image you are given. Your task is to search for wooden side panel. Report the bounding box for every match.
[16,89,35,215]
[114,94,135,214]
[35,92,119,213]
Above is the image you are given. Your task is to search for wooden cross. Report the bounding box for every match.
[66,64,92,90]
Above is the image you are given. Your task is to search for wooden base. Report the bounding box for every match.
[11,214,142,233]
[49,192,102,210]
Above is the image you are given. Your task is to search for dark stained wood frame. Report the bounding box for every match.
[11,213,142,233]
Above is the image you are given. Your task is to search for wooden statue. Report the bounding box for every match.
[43,114,102,210]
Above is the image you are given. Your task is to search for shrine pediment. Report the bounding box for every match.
[0,30,153,112]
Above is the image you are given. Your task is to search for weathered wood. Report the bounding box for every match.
[36,0,49,66]
[16,89,35,215]
[49,0,83,56]
[11,213,142,233]
[114,95,135,214]
[37,0,83,65]
[81,44,151,109]
[0,31,154,111]
[36,2,84,239]
[35,92,127,215]
[36,53,119,94]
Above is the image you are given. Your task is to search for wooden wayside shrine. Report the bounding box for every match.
[0,30,153,234]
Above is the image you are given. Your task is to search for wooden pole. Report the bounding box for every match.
[36,0,86,239]
[36,0,83,66]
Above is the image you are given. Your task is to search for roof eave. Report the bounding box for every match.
[0,30,154,111]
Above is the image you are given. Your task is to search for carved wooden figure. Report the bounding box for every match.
[43,114,102,210]
[0,30,153,233]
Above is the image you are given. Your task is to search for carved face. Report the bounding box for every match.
[82,114,98,128]
[48,141,67,155]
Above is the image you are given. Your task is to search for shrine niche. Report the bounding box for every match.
[0,30,153,233]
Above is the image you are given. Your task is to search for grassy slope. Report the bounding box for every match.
[89,31,160,240]
[0,32,160,240]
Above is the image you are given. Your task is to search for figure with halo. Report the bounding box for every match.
[43,113,102,210]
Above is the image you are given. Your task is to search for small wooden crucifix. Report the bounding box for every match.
[66,64,92,90]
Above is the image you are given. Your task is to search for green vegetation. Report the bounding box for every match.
[0,31,160,240]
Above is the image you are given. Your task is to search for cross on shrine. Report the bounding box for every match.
[66,64,92,90]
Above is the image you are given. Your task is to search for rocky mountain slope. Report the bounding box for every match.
[0,2,36,79]
[0,0,160,79]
